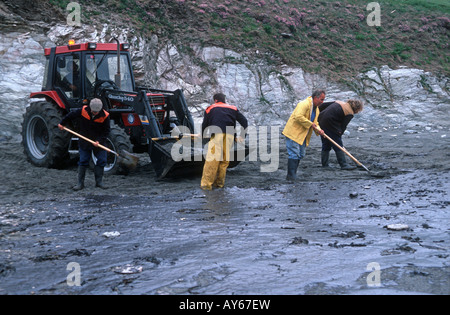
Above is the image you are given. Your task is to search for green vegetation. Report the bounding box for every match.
[50,0,449,80]
[391,43,412,60]
[49,0,71,10]
[383,0,450,13]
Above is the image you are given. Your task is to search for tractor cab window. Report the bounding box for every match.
[54,54,81,99]
[42,57,49,90]
[85,53,134,97]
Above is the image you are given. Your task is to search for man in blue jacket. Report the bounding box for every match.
[201,93,248,190]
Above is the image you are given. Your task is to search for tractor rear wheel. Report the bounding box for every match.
[21,101,71,168]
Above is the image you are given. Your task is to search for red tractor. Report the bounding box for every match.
[22,40,247,178]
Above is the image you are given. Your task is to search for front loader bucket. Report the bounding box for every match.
[149,138,251,179]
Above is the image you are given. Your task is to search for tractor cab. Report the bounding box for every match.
[40,42,135,110]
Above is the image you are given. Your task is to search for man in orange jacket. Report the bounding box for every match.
[201,93,248,190]
[58,98,110,190]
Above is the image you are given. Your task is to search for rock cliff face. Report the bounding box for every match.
[0,20,448,141]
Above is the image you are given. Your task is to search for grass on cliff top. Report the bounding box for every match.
[51,0,449,80]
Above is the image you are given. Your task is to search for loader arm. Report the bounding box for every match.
[171,89,195,134]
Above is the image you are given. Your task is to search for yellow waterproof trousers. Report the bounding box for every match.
[200,133,235,190]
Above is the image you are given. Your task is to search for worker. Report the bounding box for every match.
[318,99,364,170]
[282,90,325,181]
[200,93,248,190]
[58,98,110,190]
[56,59,81,98]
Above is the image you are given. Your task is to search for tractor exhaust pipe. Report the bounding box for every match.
[112,37,121,89]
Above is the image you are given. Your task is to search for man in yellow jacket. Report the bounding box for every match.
[282,90,325,181]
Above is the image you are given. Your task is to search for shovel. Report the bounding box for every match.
[62,126,139,170]
[320,132,371,173]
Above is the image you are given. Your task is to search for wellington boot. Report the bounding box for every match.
[94,165,106,189]
[336,151,356,170]
[321,151,332,169]
[73,166,87,191]
[286,159,300,181]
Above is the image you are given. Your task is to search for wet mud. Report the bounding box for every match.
[0,125,449,295]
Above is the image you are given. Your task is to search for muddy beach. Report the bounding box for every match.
[0,124,449,295]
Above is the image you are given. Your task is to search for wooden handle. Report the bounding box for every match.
[322,133,362,167]
[62,126,118,156]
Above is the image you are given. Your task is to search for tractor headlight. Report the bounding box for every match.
[127,114,135,125]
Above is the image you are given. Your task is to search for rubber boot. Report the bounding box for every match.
[73,165,87,191]
[286,159,300,181]
[336,151,356,170]
[94,165,106,189]
[321,151,332,169]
